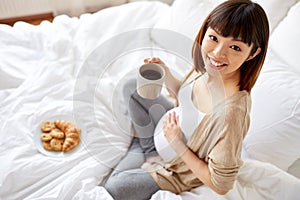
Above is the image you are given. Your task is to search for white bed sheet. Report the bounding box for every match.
[0,1,299,200]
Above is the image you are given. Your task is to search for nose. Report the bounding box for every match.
[212,44,226,58]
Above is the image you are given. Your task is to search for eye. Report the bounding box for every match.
[230,45,241,51]
[209,35,218,42]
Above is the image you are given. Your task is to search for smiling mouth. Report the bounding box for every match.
[208,57,227,70]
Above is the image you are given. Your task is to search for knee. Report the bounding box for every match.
[122,78,137,103]
[105,175,125,200]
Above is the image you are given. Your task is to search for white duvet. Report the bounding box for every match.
[0,1,300,200]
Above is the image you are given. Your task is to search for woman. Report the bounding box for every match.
[105,0,269,199]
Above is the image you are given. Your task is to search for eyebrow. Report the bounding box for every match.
[232,38,244,42]
[211,27,244,43]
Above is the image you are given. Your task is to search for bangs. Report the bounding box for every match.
[207,2,256,46]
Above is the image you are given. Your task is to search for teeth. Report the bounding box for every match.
[210,58,224,66]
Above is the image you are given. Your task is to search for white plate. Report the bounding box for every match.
[34,115,86,157]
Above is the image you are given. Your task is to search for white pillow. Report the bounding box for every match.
[270,1,300,75]
[154,0,223,40]
[254,0,298,32]
[243,49,300,171]
[154,0,298,39]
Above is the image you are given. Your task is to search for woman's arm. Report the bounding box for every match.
[144,57,182,99]
[175,140,228,195]
[163,112,228,195]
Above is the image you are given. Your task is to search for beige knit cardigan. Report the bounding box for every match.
[143,90,251,193]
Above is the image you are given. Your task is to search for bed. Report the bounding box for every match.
[0,0,300,199]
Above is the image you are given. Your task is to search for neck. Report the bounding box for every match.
[205,71,241,98]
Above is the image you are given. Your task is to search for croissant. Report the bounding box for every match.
[54,120,80,152]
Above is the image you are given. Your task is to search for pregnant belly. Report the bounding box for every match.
[154,107,182,161]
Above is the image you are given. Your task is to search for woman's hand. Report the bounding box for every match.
[144,57,168,70]
[163,111,186,154]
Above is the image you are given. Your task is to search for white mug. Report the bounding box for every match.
[137,63,165,99]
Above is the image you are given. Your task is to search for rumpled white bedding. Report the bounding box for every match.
[0,1,299,200]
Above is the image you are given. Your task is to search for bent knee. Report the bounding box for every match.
[105,175,127,200]
[122,78,137,102]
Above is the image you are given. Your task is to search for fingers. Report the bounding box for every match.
[168,112,172,124]
[163,111,182,144]
[165,111,178,126]
[144,57,160,64]
[173,112,178,125]
[170,111,178,125]
[163,113,169,131]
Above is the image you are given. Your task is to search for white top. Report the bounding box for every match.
[154,80,205,161]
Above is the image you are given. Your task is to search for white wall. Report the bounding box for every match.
[0,0,52,19]
[52,0,128,16]
[0,0,128,19]
[128,0,174,4]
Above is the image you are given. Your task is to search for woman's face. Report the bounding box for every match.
[201,27,254,80]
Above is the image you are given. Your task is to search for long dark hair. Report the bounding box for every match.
[192,0,269,93]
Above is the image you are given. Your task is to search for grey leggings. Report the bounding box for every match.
[105,79,173,200]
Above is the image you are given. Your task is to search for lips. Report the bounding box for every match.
[208,57,227,70]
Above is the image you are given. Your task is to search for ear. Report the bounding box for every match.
[246,47,261,61]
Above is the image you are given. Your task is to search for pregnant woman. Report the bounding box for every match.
[105,0,269,199]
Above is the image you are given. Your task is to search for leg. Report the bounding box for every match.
[105,168,160,200]
[108,138,145,178]
[123,79,174,158]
